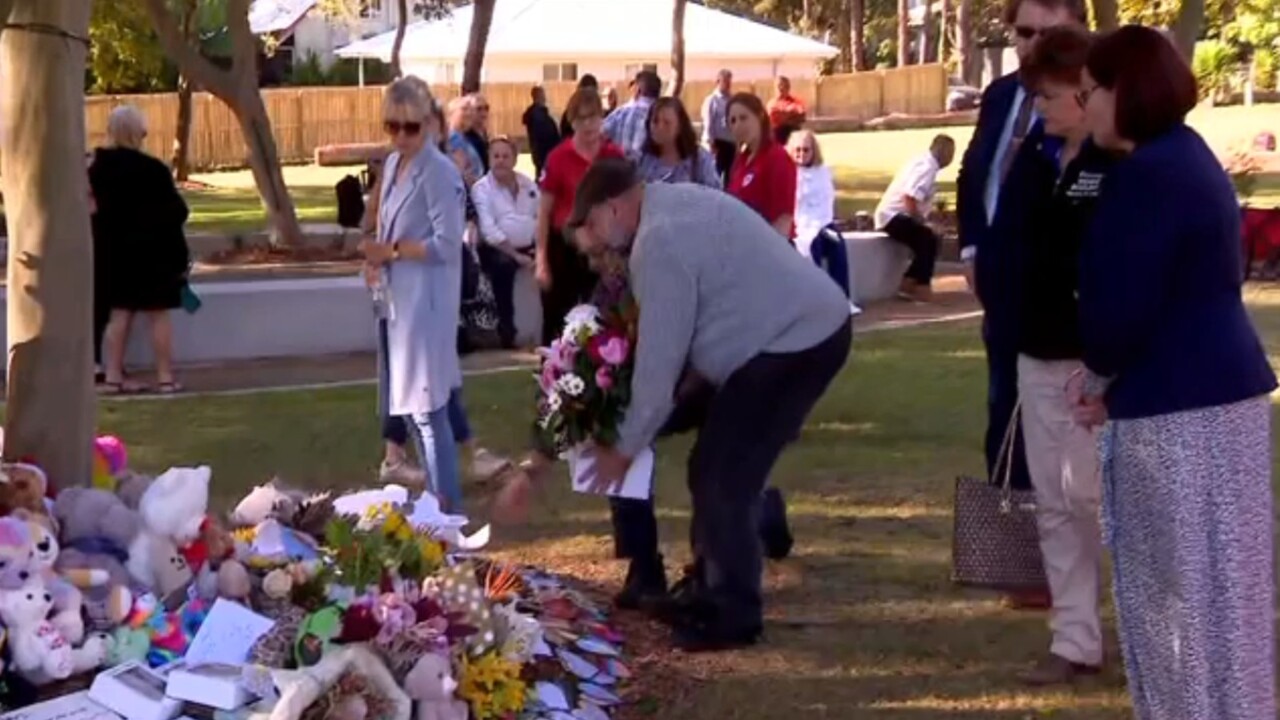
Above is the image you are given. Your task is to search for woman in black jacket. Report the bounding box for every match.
[988,26,1115,686]
[91,106,191,394]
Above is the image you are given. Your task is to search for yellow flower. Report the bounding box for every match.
[457,652,527,720]
[230,527,257,544]
[393,524,413,542]
[419,539,445,567]
[382,509,408,537]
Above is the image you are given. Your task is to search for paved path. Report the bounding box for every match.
[107,273,980,399]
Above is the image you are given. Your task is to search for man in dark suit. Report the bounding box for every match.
[522,85,561,181]
[954,0,1087,609]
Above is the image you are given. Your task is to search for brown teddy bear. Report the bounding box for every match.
[0,464,47,518]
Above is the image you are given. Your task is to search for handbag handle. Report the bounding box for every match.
[991,398,1024,513]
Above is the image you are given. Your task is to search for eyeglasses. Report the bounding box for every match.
[1013,25,1042,40]
[383,120,422,137]
[475,104,490,112]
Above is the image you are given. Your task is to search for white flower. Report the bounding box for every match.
[546,392,563,413]
[562,304,602,341]
[556,374,586,397]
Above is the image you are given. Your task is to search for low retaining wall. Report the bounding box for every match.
[0,235,903,369]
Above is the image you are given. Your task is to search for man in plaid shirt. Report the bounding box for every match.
[603,70,661,156]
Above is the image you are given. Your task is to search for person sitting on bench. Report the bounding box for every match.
[875,134,956,303]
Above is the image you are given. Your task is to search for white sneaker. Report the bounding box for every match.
[380,460,427,488]
[469,448,511,481]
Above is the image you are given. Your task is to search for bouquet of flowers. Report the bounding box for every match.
[535,274,638,454]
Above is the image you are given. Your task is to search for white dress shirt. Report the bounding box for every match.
[793,165,835,257]
[875,152,941,230]
[985,85,1039,224]
[471,171,539,250]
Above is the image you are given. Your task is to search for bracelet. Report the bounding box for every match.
[391,241,401,260]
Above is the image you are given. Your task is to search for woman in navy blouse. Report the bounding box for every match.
[1075,26,1276,718]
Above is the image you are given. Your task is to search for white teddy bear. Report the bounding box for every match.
[127,465,211,590]
[0,579,106,684]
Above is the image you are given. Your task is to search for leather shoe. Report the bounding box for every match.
[672,617,762,653]
[1017,653,1102,686]
[759,488,794,560]
[614,555,668,611]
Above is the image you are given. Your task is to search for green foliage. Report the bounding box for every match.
[88,0,173,93]
[292,52,330,86]
[1194,39,1241,102]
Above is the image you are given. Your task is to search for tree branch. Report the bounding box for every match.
[141,0,233,99]
[226,0,258,83]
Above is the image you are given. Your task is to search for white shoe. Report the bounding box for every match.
[380,460,427,488]
[469,448,511,481]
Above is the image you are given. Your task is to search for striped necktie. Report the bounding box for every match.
[999,92,1036,183]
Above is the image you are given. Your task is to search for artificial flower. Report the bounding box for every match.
[556,374,586,397]
[457,651,528,720]
[598,335,630,366]
[595,366,613,391]
[562,304,601,341]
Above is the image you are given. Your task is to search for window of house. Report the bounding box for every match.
[360,0,383,19]
[541,63,579,82]
[623,62,659,78]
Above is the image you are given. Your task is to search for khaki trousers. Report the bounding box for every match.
[1017,355,1104,666]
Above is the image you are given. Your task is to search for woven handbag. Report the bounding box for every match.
[951,400,1047,590]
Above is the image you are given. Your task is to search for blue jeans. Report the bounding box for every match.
[384,387,473,446]
[810,227,850,298]
[408,404,462,511]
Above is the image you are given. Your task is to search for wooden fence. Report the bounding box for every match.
[85,64,947,171]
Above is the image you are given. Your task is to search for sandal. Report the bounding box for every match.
[98,381,145,396]
[155,381,184,395]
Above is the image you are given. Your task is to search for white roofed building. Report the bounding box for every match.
[333,0,838,84]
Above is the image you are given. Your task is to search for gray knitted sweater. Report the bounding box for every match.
[615,182,852,457]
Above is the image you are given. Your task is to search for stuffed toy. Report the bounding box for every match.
[92,436,128,492]
[115,471,153,511]
[52,487,142,631]
[147,536,196,609]
[17,514,91,646]
[0,518,34,589]
[403,653,467,720]
[0,579,107,684]
[0,464,47,518]
[128,466,210,591]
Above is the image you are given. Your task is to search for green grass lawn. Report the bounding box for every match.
[88,287,1280,718]
[184,103,1280,235]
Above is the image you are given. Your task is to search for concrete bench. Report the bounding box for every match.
[842,231,912,304]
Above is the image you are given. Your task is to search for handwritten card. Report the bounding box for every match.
[1,691,117,720]
[184,599,275,668]
[567,445,654,501]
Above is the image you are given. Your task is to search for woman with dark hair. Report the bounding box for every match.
[632,97,721,188]
[536,87,624,345]
[726,92,796,240]
[988,25,1112,687]
[1075,26,1276,716]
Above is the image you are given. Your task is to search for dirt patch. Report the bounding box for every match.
[204,244,362,266]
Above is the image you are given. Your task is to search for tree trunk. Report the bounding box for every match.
[0,0,95,484]
[144,0,303,246]
[1090,0,1119,30]
[956,0,980,85]
[670,0,687,98]
[836,0,853,73]
[920,0,933,64]
[802,0,813,26]
[938,0,950,65]
[897,0,910,67]
[461,0,495,94]
[389,0,407,78]
[1172,0,1204,60]
[172,76,193,181]
[852,0,866,70]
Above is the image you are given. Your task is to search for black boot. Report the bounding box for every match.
[614,555,668,610]
[643,561,712,626]
[759,487,794,560]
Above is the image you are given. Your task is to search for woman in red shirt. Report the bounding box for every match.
[535,88,625,345]
[726,93,797,241]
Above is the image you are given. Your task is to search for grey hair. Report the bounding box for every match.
[106,105,147,150]
[383,76,434,120]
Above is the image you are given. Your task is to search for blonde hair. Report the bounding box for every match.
[788,129,823,167]
[383,76,434,121]
[106,105,147,150]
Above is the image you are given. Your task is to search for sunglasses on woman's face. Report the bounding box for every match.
[384,120,422,137]
[1013,25,1042,40]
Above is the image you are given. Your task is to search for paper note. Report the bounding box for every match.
[436,523,491,551]
[568,446,654,501]
[184,599,275,668]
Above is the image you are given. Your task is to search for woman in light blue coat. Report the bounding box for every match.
[362,78,466,511]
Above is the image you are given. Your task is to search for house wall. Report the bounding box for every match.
[402,54,821,86]
[291,4,403,68]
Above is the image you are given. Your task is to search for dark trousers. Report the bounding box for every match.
[809,227,850,298]
[983,327,1032,491]
[477,243,525,347]
[541,228,597,346]
[609,370,718,561]
[93,294,110,368]
[691,321,851,630]
[884,215,940,285]
[711,140,737,185]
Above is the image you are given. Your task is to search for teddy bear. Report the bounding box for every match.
[403,654,468,720]
[52,487,141,631]
[0,515,91,645]
[0,464,47,518]
[127,466,210,591]
[0,579,106,684]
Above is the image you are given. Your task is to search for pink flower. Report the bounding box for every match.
[538,364,559,394]
[599,336,630,366]
[596,366,614,390]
